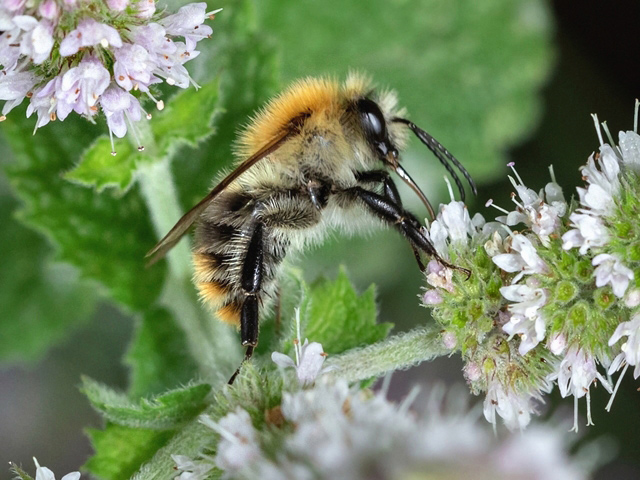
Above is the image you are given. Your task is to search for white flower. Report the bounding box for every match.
[492,234,548,283]
[609,313,640,379]
[171,454,214,480]
[592,253,634,298]
[618,129,640,172]
[562,212,610,254]
[483,381,541,431]
[32,457,81,480]
[200,408,262,475]
[548,345,611,431]
[502,311,546,356]
[272,340,332,387]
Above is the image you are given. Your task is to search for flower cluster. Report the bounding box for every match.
[0,0,220,153]
[423,102,640,431]
[184,380,587,480]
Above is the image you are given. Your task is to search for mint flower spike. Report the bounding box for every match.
[0,1,221,154]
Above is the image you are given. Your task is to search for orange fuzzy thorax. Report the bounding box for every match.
[236,74,372,159]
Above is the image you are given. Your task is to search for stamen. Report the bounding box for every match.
[380,373,393,398]
[606,363,628,412]
[443,176,455,202]
[591,113,604,147]
[108,127,117,156]
[548,165,557,184]
[507,162,525,186]
[601,121,623,159]
[570,396,579,433]
[635,99,639,134]
[586,390,594,426]
[0,115,6,122]
[145,91,164,111]
[207,7,223,18]
[100,38,109,48]
[485,198,510,215]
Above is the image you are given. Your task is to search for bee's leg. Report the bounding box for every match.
[228,221,265,385]
[346,186,470,277]
[355,171,426,271]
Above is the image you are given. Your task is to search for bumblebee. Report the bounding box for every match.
[147,74,476,382]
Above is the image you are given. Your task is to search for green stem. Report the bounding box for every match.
[326,325,451,383]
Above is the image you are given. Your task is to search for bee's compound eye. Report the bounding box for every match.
[357,98,387,143]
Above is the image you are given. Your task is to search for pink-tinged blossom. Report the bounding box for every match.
[3,0,27,12]
[100,85,141,137]
[159,2,213,51]
[59,18,123,56]
[13,15,54,64]
[592,253,634,298]
[113,43,157,92]
[107,0,128,12]
[38,0,59,21]
[57,55,110,119]
[134,0,156,18]
[546,331,567,355]
[25,75,61,130]
[0,24,23,72]
[0,70,38,115]
[425,259,455,293]
[422,288,443,305]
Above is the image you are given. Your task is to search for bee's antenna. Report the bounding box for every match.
[393,118,477,200]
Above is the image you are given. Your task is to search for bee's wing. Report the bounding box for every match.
[145,129,294,266]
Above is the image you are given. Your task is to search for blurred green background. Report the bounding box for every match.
[1,0,639,478]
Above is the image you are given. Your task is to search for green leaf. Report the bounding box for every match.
[0,112,167,312]
[125,307,200,398]
[82,377,211,430]
[302,268,392,355]
[85,424,174,480]
[0,191,96,362]
[65,79,221,193]
[257,0,554,185]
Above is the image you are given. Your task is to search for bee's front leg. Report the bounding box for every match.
[355,171,426,271]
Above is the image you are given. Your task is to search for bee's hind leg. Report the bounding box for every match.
[228,222,264,385]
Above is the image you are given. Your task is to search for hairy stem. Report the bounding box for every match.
[326,325,451,383]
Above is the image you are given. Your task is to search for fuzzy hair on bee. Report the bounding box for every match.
[147,73,476,383]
